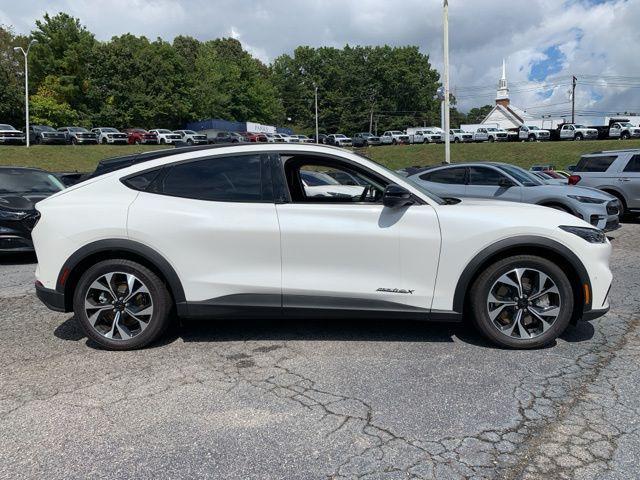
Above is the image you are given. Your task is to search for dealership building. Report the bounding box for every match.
[184,118,293,137]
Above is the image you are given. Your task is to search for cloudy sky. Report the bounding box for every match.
[2,0,639,117]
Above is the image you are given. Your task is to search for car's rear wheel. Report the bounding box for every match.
[470,255,573,349]
[73,259,172,350]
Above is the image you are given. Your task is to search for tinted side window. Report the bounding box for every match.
[623,155,640,173]
[420,167,466,184]
[159,155,268,202]
[123,168,162,191]
[576,155,617,172]
[469,167,505,186]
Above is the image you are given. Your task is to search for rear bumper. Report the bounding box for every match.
[35,282,66,312]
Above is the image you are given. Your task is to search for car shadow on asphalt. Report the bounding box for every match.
[0,252,37,265]
[53,314,596,351]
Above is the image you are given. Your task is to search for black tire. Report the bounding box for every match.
[71,137,78,145]
[392,139,397,145]
[160,138,166,144]
[187,138,194,145]
[528,134,536,142]
[488,136,495,143]
[454,138,460,144]
[470,255,574,349]
[575,134,583,141]
[101,137,107,145]
[73,259,172,350]
[621,132,630,140]
[134,139,141,145]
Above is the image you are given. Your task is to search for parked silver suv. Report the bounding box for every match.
[408,162,621,231]
[570,149,640,215]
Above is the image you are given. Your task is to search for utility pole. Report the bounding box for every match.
[369,108,374,134]
[443,0,451,164]
[571,75,577,124]
[14,39,37,148]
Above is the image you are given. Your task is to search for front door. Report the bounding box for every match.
[274,154,441,314]
[620,153,640,209]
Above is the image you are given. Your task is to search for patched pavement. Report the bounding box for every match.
[0,224,638,479]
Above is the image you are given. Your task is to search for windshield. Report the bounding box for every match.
[335,134,347,139]
[156,129,171,133]
[68,127,88,132]
[0,124,16,130]
[497,164,543,186]
[102,128,119,133]
[184,130,196,135]
[527,126,539,130]
[390,131,403,135]
[574,124,587,129]
[0,169,65,194]
[351,151,445,205]
[37,126,56,132]
[451,129,461,133]
[620,123,634,127]
[486,128,499,132]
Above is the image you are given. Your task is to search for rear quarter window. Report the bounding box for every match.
[623,154,640,173]
[576,155,617,173]
[420,167,466,184]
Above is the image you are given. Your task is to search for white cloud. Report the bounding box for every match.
[1,0,639,115]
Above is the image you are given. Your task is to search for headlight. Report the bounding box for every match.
[0,209,29,220]
[568,195,605,204]
[559,225,606,243]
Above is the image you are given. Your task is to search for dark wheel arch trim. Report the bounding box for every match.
[452,235,592,315]
[56,239,186,312]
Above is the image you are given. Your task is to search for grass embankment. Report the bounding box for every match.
[0,145,164,172]
[1,139,639,172]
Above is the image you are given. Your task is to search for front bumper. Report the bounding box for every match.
[35,282,66,312]
[0,137,26,144]
[583,306,610,321]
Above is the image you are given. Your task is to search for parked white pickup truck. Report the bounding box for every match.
[555,123,599,141]
[518,125,551,142]
[485,127,509,142]
[449,129,474,143]
[380,131,410,145]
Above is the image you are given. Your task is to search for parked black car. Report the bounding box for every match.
[28,125,67,145]
[0,167,66,253]
[311,134,328,144]
[352,132,381,147]
[209,131,245,144]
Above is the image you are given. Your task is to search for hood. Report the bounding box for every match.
[0,193,50,212]
[538,184,614,200]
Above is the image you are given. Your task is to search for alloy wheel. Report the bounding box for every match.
[84,272,153,341]
[487,268,561,340]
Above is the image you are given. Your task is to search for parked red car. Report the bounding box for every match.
[124,128,158,145]
[245,132,269,143]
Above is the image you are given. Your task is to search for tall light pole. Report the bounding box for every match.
[442,0,451,164]
[14,39,38,148]
[314,83,319,144]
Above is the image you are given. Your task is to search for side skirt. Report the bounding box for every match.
[178,294,463,323]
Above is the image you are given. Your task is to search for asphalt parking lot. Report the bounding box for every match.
[0,223,638,480]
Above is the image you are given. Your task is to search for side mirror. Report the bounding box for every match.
[383,184,414,208]
[498,177,514,188]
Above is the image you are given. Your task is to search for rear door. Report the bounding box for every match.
[466,166,523,202]
[126,153,281,306]
[415,166,467,198]
[620,153,640,209]
[275,153,441,314]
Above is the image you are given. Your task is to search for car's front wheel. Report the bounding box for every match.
[470,255,573,349]
[73,259,172,350]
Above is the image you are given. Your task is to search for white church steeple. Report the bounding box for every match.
[496,58,510,106]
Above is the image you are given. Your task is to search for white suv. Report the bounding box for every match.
[33,144,612,350]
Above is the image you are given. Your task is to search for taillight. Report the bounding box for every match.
[568,175,581,185]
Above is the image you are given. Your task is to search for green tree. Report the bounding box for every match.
[0,25,24,127]
[190,38,284,124]
[271,45,441,135]
[29,13,97,116]
[466,104,493,124]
